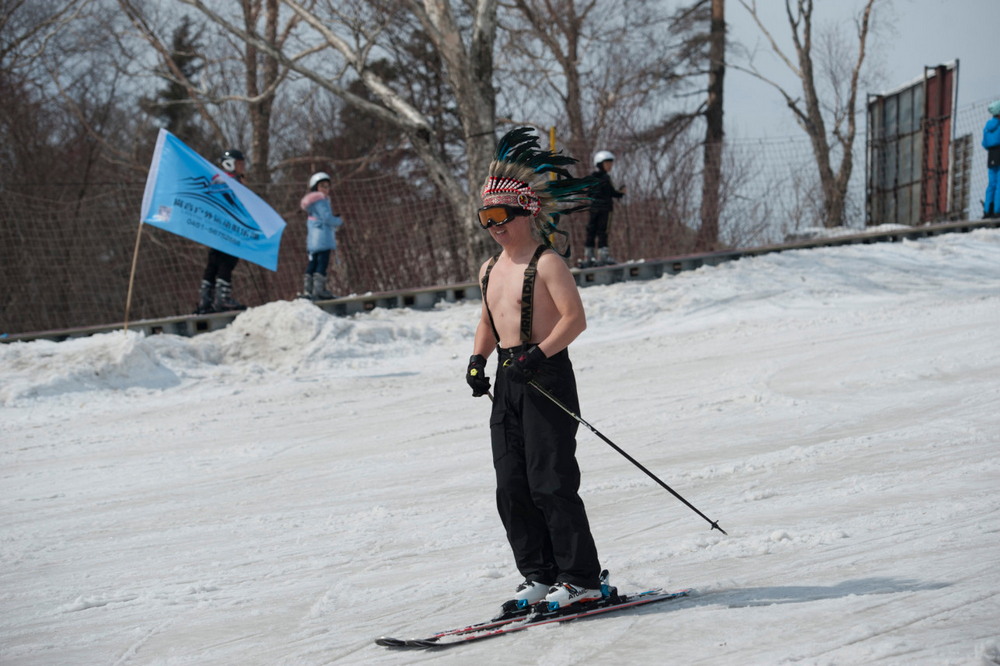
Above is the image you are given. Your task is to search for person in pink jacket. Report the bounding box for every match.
[299,172,344,300]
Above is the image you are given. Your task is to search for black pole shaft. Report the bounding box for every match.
[528,380,727,535]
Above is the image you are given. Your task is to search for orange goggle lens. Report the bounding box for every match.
[477,206,525,229]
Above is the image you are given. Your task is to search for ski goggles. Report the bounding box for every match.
[477,205,528,230]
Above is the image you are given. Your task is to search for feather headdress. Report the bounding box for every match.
[481,127,595,254]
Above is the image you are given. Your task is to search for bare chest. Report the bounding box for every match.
[483,251,553,346]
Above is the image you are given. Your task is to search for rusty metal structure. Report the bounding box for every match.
[866,61,964,226]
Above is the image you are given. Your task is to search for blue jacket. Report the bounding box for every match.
[300,191,343,252]
[983,116,1000,150]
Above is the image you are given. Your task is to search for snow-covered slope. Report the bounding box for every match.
[2,230,999,665]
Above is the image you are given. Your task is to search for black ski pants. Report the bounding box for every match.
[202,248,240,282]
[490,346,602,590]
[585,209,611,249]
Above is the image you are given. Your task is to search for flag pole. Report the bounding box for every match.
[123,221,144,333]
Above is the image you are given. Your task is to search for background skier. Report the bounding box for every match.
[982,100,1000,219]
[299,171,343,300]
[195,149,248,313]
[583,150,626,267]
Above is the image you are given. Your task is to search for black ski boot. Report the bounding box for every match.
[310,273,335,300]
[213,278,246,312]
[195,279,215,314]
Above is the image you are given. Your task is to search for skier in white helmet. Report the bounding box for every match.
[584,150,626,267]
[298,171,344,300]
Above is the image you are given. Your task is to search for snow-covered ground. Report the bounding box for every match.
[2,230,999,665]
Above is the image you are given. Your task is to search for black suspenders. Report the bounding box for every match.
[481,245,547,346]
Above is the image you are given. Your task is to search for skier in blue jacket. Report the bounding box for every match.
[983,100,1000,219]
[299,172,344,300]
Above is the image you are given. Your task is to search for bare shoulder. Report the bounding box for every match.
[536,250,580,300]
[535,251,577,290]
[536,249,572,275]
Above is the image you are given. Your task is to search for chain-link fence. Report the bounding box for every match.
[2,98,996,336]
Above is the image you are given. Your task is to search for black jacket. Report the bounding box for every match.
[589,169,624,212]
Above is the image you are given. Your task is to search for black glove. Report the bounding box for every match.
[466,354,491,397]
[504,346,546,384]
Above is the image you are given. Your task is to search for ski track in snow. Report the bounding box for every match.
[2,230,999,665]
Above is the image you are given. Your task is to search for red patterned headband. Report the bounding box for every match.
[481,176,541,215]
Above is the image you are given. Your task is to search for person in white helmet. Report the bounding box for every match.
[196,148,248,314]
[298,171,343,300]
[584,150,626,266]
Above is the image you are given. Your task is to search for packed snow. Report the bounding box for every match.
[2,230,999,665]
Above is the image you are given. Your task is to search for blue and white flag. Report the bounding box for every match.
[139,129,286,271]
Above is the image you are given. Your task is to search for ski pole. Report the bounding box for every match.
[527,379,727,535]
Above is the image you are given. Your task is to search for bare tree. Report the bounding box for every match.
[498,0,690,169]
[119,0,303,185]
[735,0,879,228]
[498,0,739,259]
[0,0,95,179]
[1,0,156,186]
[177,0,500,267]
[496,0,590,163]
[0,0,91,75]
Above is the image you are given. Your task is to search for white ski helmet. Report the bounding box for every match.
[309,171,332,191]
[593,150,615,166]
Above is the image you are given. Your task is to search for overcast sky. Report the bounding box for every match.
[723,0,997,139]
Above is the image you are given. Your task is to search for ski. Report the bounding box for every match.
[373,608,531,648]
[375,587,691,649]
